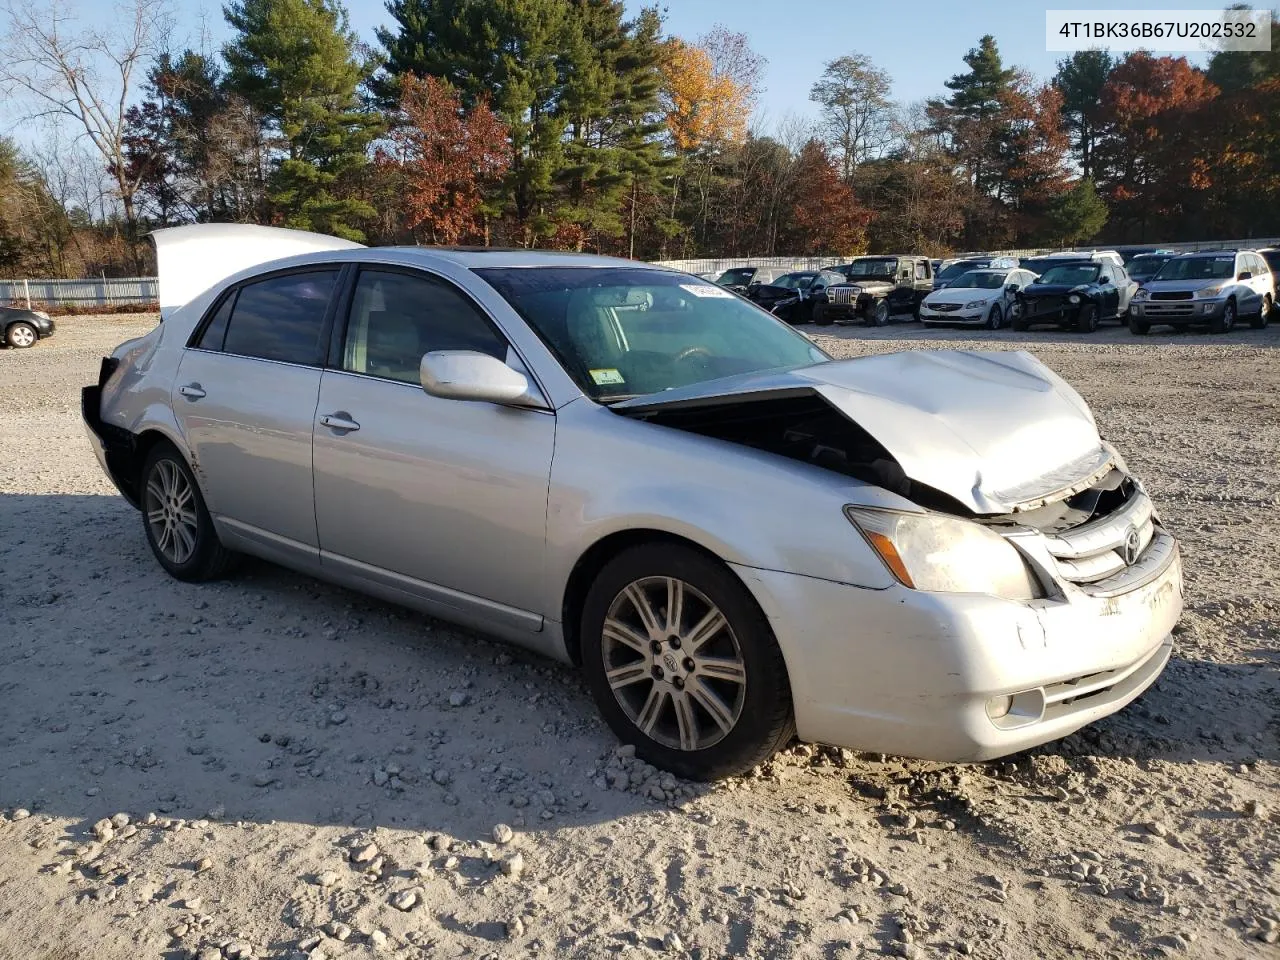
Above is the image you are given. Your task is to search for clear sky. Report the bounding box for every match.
[162,0,1231,122]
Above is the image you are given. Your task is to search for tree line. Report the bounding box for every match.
[0,0,1277,279]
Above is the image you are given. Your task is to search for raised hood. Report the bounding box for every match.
[613,350,1111,514]
[151,224,364,319]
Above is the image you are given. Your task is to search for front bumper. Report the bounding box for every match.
[732,542,1182,762]
[33,316,55,337]
[1130,298,1224,324]
[1018,300,1087,325]
[920,306,985,323]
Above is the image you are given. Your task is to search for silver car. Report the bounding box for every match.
[82,225,1184,779]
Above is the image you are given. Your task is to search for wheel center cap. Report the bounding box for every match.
[662,652,679,674]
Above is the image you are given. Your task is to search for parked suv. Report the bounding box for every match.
[816,255,933,326]
[1128,250,1274,334]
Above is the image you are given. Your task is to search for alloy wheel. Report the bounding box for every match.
[601,576,747,752]
[9,324,35,347]
[144,458,199,565]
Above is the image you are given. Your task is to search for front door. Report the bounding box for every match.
[172,268,340,556]
[312,266,556,630]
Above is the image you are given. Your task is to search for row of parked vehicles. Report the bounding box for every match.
[712,245,1279,336]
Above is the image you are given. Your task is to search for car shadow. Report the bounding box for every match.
[1,492,1274,846]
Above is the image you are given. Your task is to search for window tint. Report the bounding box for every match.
[195,291,235,351]
[342,270,507,384]
[222,270,337,365]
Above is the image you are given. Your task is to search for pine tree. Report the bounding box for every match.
[1052,50,1116,180]
[223,0,381,240]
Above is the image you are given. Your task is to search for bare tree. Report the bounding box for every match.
[698,24,767,113]
[0,0,171,270]
[809,54,895,181]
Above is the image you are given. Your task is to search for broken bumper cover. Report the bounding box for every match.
[731,543,1182,762]
[81,359,140,506]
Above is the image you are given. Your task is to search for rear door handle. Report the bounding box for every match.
[319,412,360,432]
[178,383,206,400]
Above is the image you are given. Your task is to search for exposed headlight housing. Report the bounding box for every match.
[965,298,989,308]
[845,506,1044,601]
[1195,284,1226,299]
[1133,288,1150,301]
[1068,294,1081,304]
[33,310,50,319]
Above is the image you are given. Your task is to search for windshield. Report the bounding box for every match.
[951,270,1007,290]
[843,258,898,278]
[937,260,985,280]
[474,267,829,401]
[1127,256,1169,280]
[772,273,816,290]
[1153,256,1235,281]
[715,267,755,286]
[1036,264,1100,285]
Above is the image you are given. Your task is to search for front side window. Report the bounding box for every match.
[475,267,827,402]
[341,270,507,385]
[222,270,338,365]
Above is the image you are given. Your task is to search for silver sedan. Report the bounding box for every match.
[83,225,1183,779]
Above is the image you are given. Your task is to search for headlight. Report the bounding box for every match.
[1195,285,1225,299]
[965,298,988,308]
[1134,288,1150,301]
[845,506,1043,601]
[34,310,50,319]
[1068,294,1081,304]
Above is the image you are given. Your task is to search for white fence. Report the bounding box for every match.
[0,276,158,309]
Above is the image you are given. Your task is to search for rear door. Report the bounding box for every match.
[311,266,556,630]
[173,267,341,560]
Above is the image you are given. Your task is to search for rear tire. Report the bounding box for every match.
[1250,294,1271,329]
[580,544,795,780]
[140,442,238,582]
[5,321,37,348]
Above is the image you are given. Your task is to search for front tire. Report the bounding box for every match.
[868,300,890,326]
[1076,303,1098,333]
[1129,313,1151,335]
[986,305,1003,330]
[580,544,794,780]
[812,303,831,326]
[140,443,238,582]
[1211,299,1236,334]
[5,321,37,348]
[1250,294,1271,329]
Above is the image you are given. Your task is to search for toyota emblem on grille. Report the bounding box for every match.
[1122,527,1141,566]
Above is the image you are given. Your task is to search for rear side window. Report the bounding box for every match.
[341,269,507,384]
[195,291,236,350]
[222,270,338,365]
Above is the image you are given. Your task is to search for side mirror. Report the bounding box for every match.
[420,350,545,408]
[1006,283,1020,293]
[1238,270,1252,280]
[1099,276,1110,284]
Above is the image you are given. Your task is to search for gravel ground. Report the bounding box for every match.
[0,314,1277,960]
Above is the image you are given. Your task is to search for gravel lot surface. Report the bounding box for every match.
[1,315,1277,960]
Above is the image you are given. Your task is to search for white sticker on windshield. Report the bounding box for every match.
[589,368,625,386]
[680,283,734,299]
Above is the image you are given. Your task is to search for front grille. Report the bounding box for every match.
[1038,483,1178,597]
[1143,302,1196,317]
[1025,297,1066,315]
[1151,291,1193,301]
[828,286,859,305]
[930,303,961,312]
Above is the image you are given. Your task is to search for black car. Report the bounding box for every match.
[2,305,56,348]
[712,265,789,294]
[816,255,934,326]
[1126,253,1178,289]
[1013,260,1136,332]
[746,270,847,324]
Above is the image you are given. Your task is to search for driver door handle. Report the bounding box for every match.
[319,412,360,432]
[178,383,206,400]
